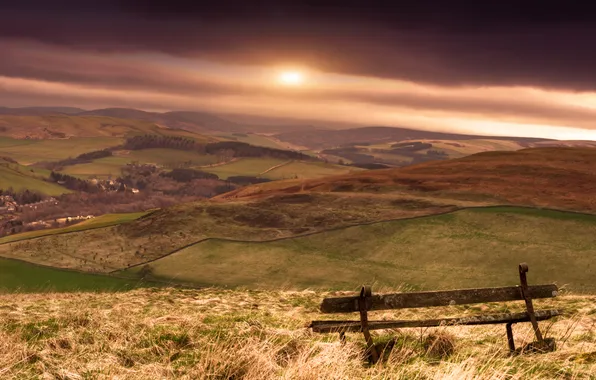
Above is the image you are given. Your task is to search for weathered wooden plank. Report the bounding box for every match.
[320,284,558,313]
[310,309,561,333]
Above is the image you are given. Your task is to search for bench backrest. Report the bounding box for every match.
[320,284,558,314]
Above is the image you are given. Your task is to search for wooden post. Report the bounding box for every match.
[506,322,516,352]
[358,285,379,363]
[519,263,544,343]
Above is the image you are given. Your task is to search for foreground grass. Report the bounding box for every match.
[0,211,151,245]
[0,288,594,379]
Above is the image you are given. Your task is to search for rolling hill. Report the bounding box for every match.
[76,108,325,134]
[123,207,596,292]
[221,148,596,213]
[0,114,216,141]
[274,126,553,150]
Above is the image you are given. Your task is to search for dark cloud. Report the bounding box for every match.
[3,1,596,90]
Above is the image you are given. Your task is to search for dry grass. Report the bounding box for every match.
[1,288,595,379]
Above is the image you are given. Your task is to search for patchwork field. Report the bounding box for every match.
[123,207,596,292]
[0,288,594,378]
[262,161,361,180]
[60,149,219,179]
[202,158,290,179]
[203,158,359,180]
[0,137,123,165]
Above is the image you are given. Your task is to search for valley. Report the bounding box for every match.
[0,107,595,296]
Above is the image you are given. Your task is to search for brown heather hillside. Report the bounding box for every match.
[218,148,596,213]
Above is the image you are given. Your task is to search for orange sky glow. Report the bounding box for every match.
[2,40,596,140]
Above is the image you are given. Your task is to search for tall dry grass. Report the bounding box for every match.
[0,288,594,379]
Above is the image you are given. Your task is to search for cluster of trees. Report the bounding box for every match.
[49,172,102,192]
[205,141,309,160]
[160,168,219,182]
[0,188,44,205]
[123,135,203,151]
[41,149,113,170]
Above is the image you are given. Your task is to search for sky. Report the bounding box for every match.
[3,1,596,139]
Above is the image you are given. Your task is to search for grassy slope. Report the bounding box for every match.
[0,258,148,293]
[0,195,455,273]
[128,207,596,292]
[0,288,594,378]
[0,161,69,195]
[0,211,150,244]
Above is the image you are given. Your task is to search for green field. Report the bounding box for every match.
[61,149,219,178]
[202,158,357,180]
[0,258,151,293]
[0,161,69,195]
[203,157,289,179]
[263,161,361,180]
[0,137,123,165]
[126,207,596,292]
[0,211,150,245]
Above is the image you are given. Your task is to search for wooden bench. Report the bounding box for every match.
[309,263,561,363]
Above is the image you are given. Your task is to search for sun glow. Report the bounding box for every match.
[278,71,304,85]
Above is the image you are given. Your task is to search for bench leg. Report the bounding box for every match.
[339,332,346,345]
[519,263,545,344]
[359,285,379,363]
[506,322,516,353]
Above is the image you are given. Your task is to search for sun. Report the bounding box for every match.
[278,71,304,85]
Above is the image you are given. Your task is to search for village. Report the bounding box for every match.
[0,175,144,237]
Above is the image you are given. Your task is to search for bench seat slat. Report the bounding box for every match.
[310,309,561,333]
[321,284,558,313]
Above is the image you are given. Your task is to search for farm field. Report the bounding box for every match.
[262,161,361,180]
[126,207,596,292]
[202,157,289,179]
[0,160,69,195]
[60,149,219,179]
[0,137,123,165]
[1,288,594,378]
[0,211,150,245]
